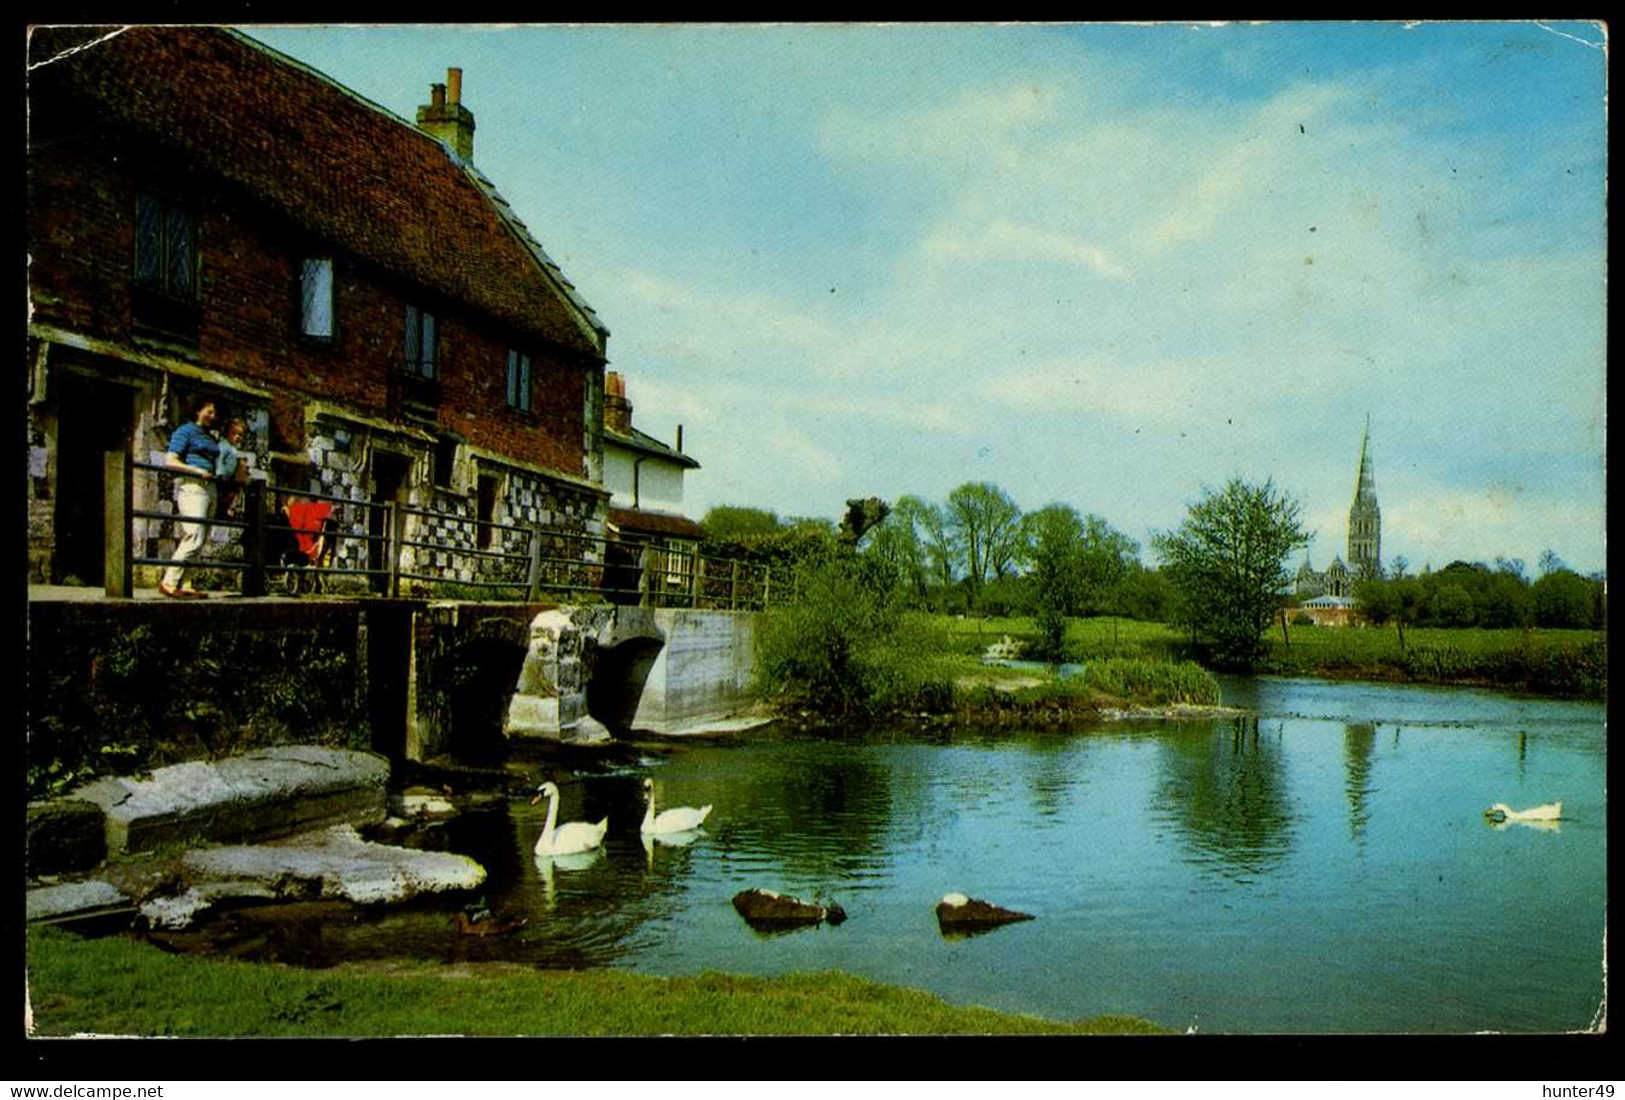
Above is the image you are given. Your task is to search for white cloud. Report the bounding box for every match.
[922,219,1128,280]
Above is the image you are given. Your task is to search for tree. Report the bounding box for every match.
[1151,477,1308,670]
[1537,549,1566,577]
[1114,561,1173,623]
[1480,563,1530,628]
[896,497,953,591]
[1430,582,1476,626]
[1388,555,1409,580]
[1076,513,1139,615]
[945,481,1023,603]
[1024,503,1087,659]
[863,497,929,598]
[1531,568,1598,629]
[701,505,782,542]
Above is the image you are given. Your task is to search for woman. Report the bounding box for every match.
[160,397,220,598]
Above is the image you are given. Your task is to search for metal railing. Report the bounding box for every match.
[105,451,790,608]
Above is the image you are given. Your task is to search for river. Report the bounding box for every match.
[161,675,1607,1034]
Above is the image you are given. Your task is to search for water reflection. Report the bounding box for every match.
[1153,716,1295,881]
[1343,723,1377,845]
[1486,816,1561,834]
[705,745,896,887]
[533,847,606,907]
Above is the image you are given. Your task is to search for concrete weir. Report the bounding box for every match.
[504,605,762,741]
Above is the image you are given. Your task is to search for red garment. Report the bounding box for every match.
[285,500,334,559]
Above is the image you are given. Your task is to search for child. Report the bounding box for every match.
[214,417,250,516]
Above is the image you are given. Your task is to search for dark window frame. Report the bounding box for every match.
[432,436,459,489]
[403,303,439,379]
[505,347,533,414]
[132,192,201,343]
[134,193,199,300]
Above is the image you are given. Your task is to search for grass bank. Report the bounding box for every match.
[25,926,1165,1037]
[930,615,1604,700]
[1258,623,1606,698]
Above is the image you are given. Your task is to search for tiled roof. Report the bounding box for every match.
[608,507,706,541]
[603,424,701,469]
[29,25,606,357]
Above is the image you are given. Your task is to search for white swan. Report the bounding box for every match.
[640,777,712,835]
[1484,801,1563,823]
[531,781,608,856]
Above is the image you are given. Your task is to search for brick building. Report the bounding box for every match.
[26,26,610,589]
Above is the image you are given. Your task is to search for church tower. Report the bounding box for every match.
[1347,416,1382,578]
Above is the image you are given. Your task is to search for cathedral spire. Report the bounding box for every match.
[1347,416,1381,577]
[1353,413,1377,506]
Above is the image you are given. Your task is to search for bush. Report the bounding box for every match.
[1080,658,1221,706]
[754,549,917,716]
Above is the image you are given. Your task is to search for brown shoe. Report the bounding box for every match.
[159,584,184,598]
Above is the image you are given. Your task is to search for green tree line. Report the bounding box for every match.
[1355,553,1605,637]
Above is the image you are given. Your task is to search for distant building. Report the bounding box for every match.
[1296,595,1356,627]
[599,371,703,602]
[1294,417,1383,603]
[1346,416,1382,578]
[1292,419,1383,623]
[600,371,703,545]
[1294,553,1351,599]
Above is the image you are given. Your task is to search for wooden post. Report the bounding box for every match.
[103,450,131,599]
[387,502,406,599]
[525,526,543,603]
[691,552,703,609]
[242,479,266,597]
[761,565,771,609]
[730,559,740,612]
[1279,608,1291,648]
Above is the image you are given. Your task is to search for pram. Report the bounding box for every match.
[265,499,337,595]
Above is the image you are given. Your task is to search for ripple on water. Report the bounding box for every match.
[148,691,1607,1034]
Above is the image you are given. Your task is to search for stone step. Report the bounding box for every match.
[141,824,486,929]
[68,746,390,854]
[26,879,134,925]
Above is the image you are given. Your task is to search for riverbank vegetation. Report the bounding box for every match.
[716,489,1604,706]
[752,543,1221,721]
[25,925,1164,1036]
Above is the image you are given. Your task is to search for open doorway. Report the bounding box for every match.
[52,373,135,585]
[368,450,412,593]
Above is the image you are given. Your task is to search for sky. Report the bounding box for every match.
[242,21,1608,576]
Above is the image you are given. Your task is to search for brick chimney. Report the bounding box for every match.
[416,67,476,161]
[604,371,633,434]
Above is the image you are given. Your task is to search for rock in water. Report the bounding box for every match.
[732,888,847,930]
[935,892,1035,932]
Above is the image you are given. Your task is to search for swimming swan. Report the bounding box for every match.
[531,781,608,856]
[640,777,712,835]
[1484,801,1562,823]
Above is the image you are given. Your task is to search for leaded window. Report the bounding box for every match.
[404,304,437,378]
[301,258,334,338]
[505,349,532,412]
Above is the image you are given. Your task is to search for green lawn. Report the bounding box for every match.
[25,926,1165,1037]
[922,614,1604,698]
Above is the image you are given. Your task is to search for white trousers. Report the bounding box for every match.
[162,479,216,589]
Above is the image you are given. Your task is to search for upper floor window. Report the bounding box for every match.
[505,349,532,413]
[403,304,437,378]
[134,194,198,299]
[301,258,334,339]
